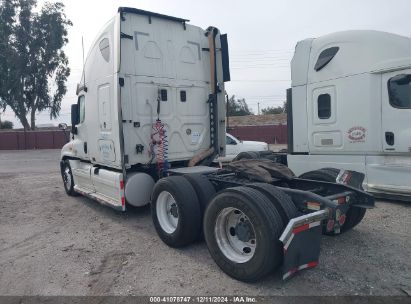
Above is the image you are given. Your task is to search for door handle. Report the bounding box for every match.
[385,132,394,146]
[84,142,88,154]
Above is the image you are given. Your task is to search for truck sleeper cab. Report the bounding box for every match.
[61,7,228,210]
[286,30,411,200]
[61,8,374,282]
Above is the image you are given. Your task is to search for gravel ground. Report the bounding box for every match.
[0,149,410,296]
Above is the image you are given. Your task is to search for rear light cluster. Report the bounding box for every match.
[339,214,346,225]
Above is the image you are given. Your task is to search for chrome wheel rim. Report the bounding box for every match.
[156,191,179,234]
[214,207,256,263]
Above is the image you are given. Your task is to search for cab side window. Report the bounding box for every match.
[312,86,336,125]
[318,94,331,119]
[315,47,339,71]
[79,95,85,124]
[388,74,411,109]
[226,135,236,145]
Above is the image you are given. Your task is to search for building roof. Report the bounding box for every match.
[227,114,287,127]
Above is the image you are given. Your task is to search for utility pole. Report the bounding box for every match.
[257,102,260,115]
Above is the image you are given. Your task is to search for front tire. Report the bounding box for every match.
[61,160,77,196]
[151,176,202,247]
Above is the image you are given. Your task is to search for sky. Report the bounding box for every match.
[2,0,411,128]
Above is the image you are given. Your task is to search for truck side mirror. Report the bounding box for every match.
[71,104,79,134]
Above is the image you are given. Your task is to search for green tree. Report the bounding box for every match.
[0,0,72,130]
[227,95,253,116]
[261,101,287,115]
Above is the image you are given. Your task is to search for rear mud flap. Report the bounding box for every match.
[279,210,327,280]
[336,169,364,188]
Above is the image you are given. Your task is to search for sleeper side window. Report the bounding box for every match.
[317,94,331,119]
[99,38,110,62]
[315,47,339,71]
[388,74,411,109]
[79,95,85,124]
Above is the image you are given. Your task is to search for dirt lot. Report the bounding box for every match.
[0,150,410,296]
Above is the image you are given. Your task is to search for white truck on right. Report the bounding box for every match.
[284,30,411,201]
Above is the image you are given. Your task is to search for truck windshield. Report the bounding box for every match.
[388,74,411,109]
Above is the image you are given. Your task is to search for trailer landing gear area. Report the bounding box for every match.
[146,160,374,282]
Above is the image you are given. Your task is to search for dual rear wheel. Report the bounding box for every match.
[151,175,298,282]
[204,186,295,281]
[151,176,203,247]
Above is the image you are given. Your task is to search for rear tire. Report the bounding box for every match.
[246,183,299,224]
[299,169,337,183]
[298,168,366,234]
[151,176,202,247]
[203,186,284,282]
[183,174,216,213]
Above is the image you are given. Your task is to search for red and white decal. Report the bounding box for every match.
[283,221,321,252]
[348,126,366,143]
[337,170,352,185]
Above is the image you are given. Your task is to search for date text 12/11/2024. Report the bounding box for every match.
[149,296,257,303]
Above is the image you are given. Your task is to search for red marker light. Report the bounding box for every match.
[339,214,346,226]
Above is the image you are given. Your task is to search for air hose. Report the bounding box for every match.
[148,92,169,177]
[151,119,169,176]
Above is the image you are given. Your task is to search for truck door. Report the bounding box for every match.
[382,70,411,153]
[71,94,94,192]
[75,95,89,160]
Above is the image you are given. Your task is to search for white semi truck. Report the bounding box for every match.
[285,31,411,200]
[60,7,374,282]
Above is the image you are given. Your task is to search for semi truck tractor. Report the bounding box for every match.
[285,31,411,201]
[60,7,374,282]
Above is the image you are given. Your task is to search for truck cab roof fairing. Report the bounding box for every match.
[118,7,189,24]
[307,30,411,83]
